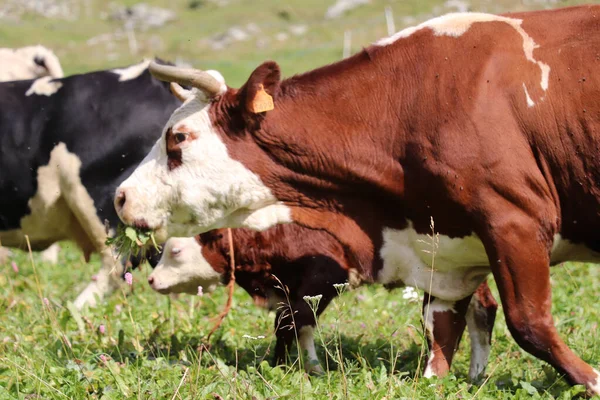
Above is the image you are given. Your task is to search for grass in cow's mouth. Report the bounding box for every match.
[105,224,160,257]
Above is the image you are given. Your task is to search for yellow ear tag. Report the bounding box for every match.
[249,84,274,113]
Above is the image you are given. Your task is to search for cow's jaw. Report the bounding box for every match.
[116,91,291,238]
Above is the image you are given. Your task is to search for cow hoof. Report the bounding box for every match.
[73,282,103,309]
[305,361,325,376]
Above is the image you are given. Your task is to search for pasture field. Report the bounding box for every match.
[1,0,600,398]
[1,243,600,399]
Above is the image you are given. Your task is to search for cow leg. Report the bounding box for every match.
[273,308,294,366]
[73,249,124,309]
[466,280,498,382]
[0,246,12,264]
[483,219,600,395]
[40,243,61,264]
[422,293,472,378]
[298,325,324,375]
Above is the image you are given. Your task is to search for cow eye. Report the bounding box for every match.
[173,132,187,144]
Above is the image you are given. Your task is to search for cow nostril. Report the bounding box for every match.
[115,189,126,213]
[148,276,154,285]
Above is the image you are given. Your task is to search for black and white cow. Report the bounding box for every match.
[0,59,181,307]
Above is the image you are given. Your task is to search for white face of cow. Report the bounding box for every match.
[115,72,291,240]
[148,236,220,294]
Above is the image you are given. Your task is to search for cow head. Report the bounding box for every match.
[148,236,220,294]
[115,62,291,240]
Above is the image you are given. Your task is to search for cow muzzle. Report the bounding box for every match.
[114,187,152,230]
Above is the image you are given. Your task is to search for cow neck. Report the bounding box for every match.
[252,46,423,277]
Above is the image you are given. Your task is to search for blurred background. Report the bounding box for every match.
[0,0,591,87]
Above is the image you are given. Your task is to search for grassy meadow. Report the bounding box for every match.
[2,0,600,398]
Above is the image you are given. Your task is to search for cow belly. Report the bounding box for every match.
[378,225,490,301]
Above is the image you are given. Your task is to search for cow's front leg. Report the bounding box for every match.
[483,216,600,396]
[422,292,472,378]
[73,248,124,308]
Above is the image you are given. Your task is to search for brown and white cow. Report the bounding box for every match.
[115,5,600,394]
[148,226,497,378]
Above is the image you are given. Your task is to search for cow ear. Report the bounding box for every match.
[170,82,192,102]
[243,61,281,114]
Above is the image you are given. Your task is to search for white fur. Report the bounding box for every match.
[465,293,491,381]
[149,236,221,294]
[378,225,598,301]
[523,83,535,107]
[0,45,64,81]
[423,351,436,378]
[116,82,291,239]
[111,59,151,82]
[375,12,550,92]
[589,369,600,395]
[423,299,456,378]
[378,223,490,301]
[299,326,324,374]
[40,243,61,264]
[25,76,62,96]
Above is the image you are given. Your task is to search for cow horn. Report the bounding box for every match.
[149,61,222,98]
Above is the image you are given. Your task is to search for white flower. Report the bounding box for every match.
[402,286,419,300]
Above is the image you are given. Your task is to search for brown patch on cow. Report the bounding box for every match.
[165,127,195,170]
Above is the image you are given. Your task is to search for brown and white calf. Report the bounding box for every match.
[116,5,600,394]
[148,225,497,377]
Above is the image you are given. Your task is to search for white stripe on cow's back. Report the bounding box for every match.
[110,59,151,82]
[375,12,550,92]
[25,76,63,96]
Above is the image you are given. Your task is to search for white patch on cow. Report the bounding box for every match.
[378,228,599,300]
[117,86,292,238]
[40,243,61,264]
[466,293,491,381]
[423,351,436,378]
[376,12,550,92]
[0,143,119,308]
[149,236,221,294]
[0,45,64,81]
[589,369,600,395]
[423,299,456,378]
[550,234,600,264]
[110,59,151,82]
[523,83,535,107]
[299,326,324,374]
[378,223,490,301]
[25,76,62,96]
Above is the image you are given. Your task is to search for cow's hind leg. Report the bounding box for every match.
[422,293,472,378]
[483,217,600,395]
[466,280,498,381]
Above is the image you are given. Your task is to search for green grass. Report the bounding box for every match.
[0,244,599,399]
[1,0,600,398]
